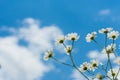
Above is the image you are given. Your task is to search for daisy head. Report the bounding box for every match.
[66,32,80,41]
[44,49,53,61]
[96,73,104,80]
[64,45,72,55]
[99,27,113,34]
[102,44,116,54]
[90,60,99,71]
[79,62,90,72]
[85,32,97,42]
[107,69,118,79]
[108,31,119,40]
[55,35,65,45]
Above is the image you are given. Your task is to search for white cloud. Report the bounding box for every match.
[96,9,120,23]
[0,18,63,80]
[99,9,111,15]
[0,26,16,33]
[18,18,62,54]
[87,50,115,61]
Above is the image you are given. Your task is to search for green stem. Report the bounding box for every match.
[74,66,90,80]
[115,66,120,79]
[63,43,67,49]
[111,39,117,57]
[104,33,110,76]
[105,60,109,72]
[108,54,114,80]
[93,39,102,49]
[100,66,112,80]
[105,33,107,48]
[52,57,73,67]
[87,70,95,76]
[69,53,89,80]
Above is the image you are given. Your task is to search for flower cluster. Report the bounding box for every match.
[55,32,80,55]
[85,27,119,43]
[79,60,100,72]
[44,32,80,61]
[55,32,80,45]
[43,27,120,80]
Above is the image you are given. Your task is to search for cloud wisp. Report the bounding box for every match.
[0,18,63,80]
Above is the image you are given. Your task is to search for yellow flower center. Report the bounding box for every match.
[92,63,97,67]
[83,66,88,70]
[59,40,64,43]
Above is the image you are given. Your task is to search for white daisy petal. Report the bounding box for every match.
[55,35,65,45]
[90,60,99,71]
[66,32,80,41]
[99,27,113,34]
[108,31,119,40]
[64,45,72,55]
[43,49,53,60]
[86,32,97,42]
[102,44,116,54]
[79,62,91,72]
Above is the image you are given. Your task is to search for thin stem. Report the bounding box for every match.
[105,60,109,72]
[111,39,117,57]
[106,76,112,80]
[74,66,90,80]
[87,70,95,76]
[93,39,102,49]
[62,40,89,80]
[63,43,67,49]
[104,34,114,79]
[69,53,89,80]
[52,57,73,67]
[105,33,109,72]
[108,54,114,80]
[100,66,112,80]
[115,66,120,79]
[70,54,75,66]
[105,33,107,48]
[71,40,74,49]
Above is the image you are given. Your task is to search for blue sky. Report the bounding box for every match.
[0,0,120,80]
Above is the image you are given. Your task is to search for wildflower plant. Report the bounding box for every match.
[43,28,120,80]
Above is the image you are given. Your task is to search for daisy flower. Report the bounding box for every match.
[44,49,53,60]
[90,60,99,71]
[99,27,113,34]
[96,73,104,80]
[64,45,72,55]
[86,32,97,42]
[79,62,90,72]
[102,44,116,54]
[107,69,118,79]
[108,31,119,40]
[55,35,65,45]
[66,32,80,41]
